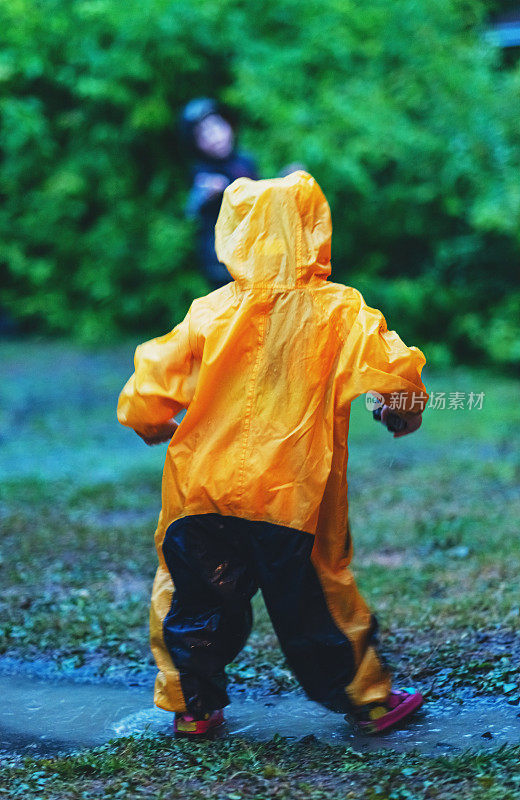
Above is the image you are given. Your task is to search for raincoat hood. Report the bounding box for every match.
[215,171,332,288]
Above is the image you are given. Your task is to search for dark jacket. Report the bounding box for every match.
[186,152,257,287]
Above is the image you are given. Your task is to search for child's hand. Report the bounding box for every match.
[392,412,422,438]
[380,405,422,438]
[136,419,179,446]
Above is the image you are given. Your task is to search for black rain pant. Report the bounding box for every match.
[161,513,381,717]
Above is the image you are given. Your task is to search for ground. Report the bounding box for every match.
[0,339,519,798]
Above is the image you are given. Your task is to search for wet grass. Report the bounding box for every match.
[1,340,520,797]
[3,734,520,799]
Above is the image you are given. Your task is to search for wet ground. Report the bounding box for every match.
[1,673,519,760]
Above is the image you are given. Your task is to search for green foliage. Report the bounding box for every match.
[226,0,520,367]
[0,0,519,365]
[0,0,216,339]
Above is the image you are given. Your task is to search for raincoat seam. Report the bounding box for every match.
[237,310,267,501]
[342,299,368,355]
[309,289,344,348]
[233,284,315,292]
[308,288,351,542]
[161,509,316,536]
[296,196,302,285]
[186,307,197,359]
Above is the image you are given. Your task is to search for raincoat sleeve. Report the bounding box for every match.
[117,308,200,438]
[344,297,428,415]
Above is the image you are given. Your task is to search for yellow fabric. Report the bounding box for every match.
[117,171,428,710]
[149,514,187,711]
[369,706,389,721]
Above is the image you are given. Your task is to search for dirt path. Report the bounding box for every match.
[1,674,519,759]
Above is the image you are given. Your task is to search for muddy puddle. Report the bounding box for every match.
[1,674,519,760]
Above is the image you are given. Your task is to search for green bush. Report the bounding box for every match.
[0,0,216,340]
[0,0,519,367]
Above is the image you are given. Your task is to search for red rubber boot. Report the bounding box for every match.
[348,688,423,735]
[174,709,225,737]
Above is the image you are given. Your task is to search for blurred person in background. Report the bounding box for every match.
[180,98,258,289]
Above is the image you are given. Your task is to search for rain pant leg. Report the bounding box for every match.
[248,519,390,714]
[158,514,257,717]
[152,513,389,715]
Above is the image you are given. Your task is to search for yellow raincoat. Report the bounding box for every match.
[118,171,428,715]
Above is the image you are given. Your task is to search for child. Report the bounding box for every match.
[117,171,428,736]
